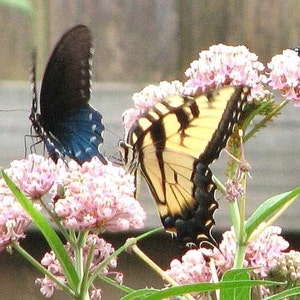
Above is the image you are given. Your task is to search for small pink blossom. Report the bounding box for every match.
[90,288,102,300]
[35,235,118,299]
[5,154,56,200]
[51,157,146,232]
[183,44,265,99]
[0,188,32,251]
[122,80,184,134]
[166,248,212,284]
[225,179,245,202]
[266,49,300,106]
[245,225,289,277]
[132,80,184,112]
[122,108,140,136]
[35,276,60,298]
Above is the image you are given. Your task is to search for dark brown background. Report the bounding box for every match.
[1,1,300,82]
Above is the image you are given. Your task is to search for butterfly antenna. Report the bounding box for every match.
[104,127,123,140]
[109,152,123,166]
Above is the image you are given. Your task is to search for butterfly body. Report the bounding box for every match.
[120,86,249,246]
[30,24,105,164]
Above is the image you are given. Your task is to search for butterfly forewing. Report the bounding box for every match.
[123,85,249,246]
[40,24,93,130]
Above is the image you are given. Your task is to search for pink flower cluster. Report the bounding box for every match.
[0,191,32,251]
[219,225,289,277]
[266,49,300,106]
[5,154,56,200]
[132,80,184,112]
[122,44,267,133]
[166,248,212,285]
[166,225,289,288]
[35,235,119,298]
[0,154,51,250]
[225,179,245,202]
[0,154,146,252]
[122,80,184,136]
[52,157,146,232]
[184,44,265,99]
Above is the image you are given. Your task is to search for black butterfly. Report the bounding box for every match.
[30,24,106,165]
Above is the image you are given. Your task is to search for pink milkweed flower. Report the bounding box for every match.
[122,80,184,135]
[166,248,212,285]
[51,157,146,232]
[266,49,300,106]
[0,187,32,251]
[183,44,265,99]
[35,235,118,299]
[245,225,289,277]
[225,179,245,202]
[5,154,56,200]
[166,225,289,289]
[132,80,184,112]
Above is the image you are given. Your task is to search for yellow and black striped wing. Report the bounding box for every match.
[122,86,249,246]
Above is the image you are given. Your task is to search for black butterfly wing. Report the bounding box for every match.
[44,103,105,164]
[40,24,92,128]
[30,24,105,164]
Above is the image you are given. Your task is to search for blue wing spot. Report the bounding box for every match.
[90,136,97,143]
[75,150,82,157]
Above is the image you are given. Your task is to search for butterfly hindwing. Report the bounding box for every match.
[44,104,105,163]
[122,86,249,246]
[30,25,105,164]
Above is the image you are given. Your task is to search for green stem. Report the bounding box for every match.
[226,136,248,269]
[88,227,162,287]
[233,242,247,269]
[13,242,75,297]
[131,244,195,300]
[37,197,70,241]
[244,99,289,142]
[79,242,95,299]
[233,175,247,269]
[73,233,89,298]
[228,201,241,240]
[98,275,135,293]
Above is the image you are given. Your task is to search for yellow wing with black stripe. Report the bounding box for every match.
[120,86,249,246]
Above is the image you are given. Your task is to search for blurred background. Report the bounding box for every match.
[1,1,300,299]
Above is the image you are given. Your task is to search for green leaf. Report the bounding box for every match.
[1,169,79,290]
[264,286,300,299]
[221,268,251,300]
[122,280,279,300]
[245,186,300,240]
[120,288,159,300]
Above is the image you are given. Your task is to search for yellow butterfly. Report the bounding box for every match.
[120,86,249,246]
